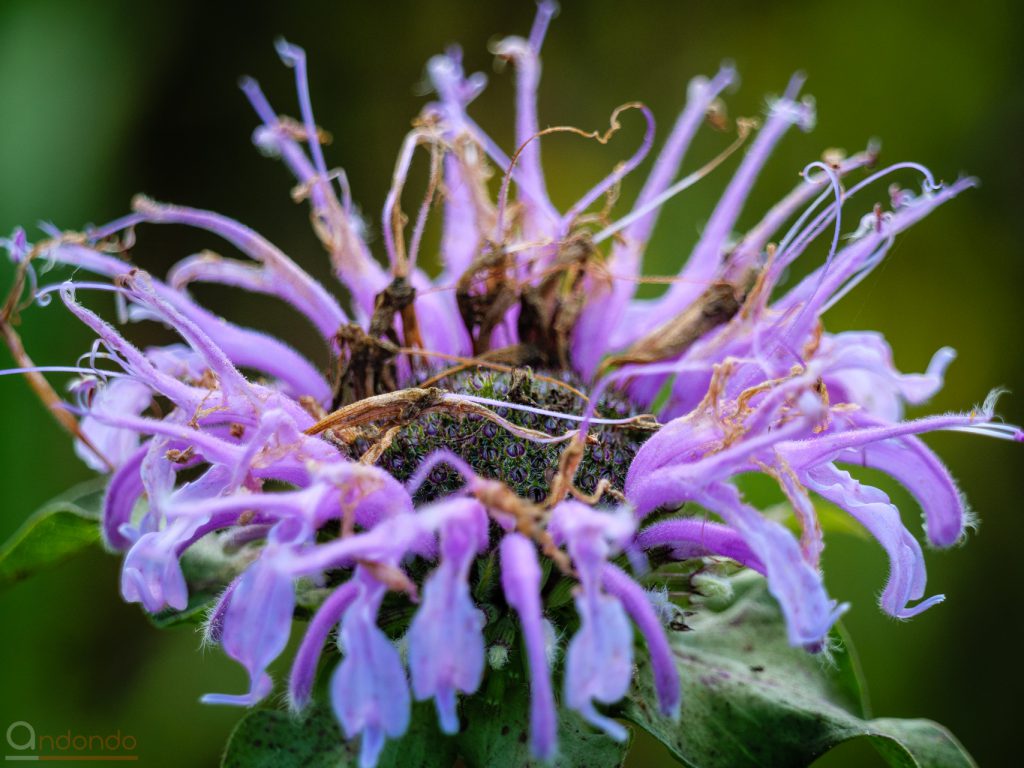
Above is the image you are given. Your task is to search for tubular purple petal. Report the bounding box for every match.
[122,272,254,402]
[59,284,198,407]
[800,464,943,619]
[500,533,558,761]
[120,528,190,612]
[491,7,559,228]
[627,66,739,248]
[408,500,488,733]
[331,570,411,768]
[603,564,681,717]
[201,552,296,706]
[239,76,386,319]
[102,444,147,550]
[203,576,240,647]
[274,39,330,185]
[833,432,967,548]
[637,84,816,338]
[636,518,765,573]
[132,198,348,339]
[289,580,359,711]
[698,483,846,650]
[550,502,634,739]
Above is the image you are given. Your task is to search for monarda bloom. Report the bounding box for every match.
[1,4,1018,767]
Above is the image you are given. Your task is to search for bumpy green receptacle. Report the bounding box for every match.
[351,370,648,503]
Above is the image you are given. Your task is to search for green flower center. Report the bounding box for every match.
[351,369,649,503]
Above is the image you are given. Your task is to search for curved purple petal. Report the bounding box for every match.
[500,533,557,761]
[331,572,410,768]
[801,463,944,619]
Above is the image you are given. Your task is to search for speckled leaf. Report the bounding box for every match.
[221,701,455,768]
[621,574,976,767]
[377,700,458,768]
[0,478,105,590]
[457,668,629,768]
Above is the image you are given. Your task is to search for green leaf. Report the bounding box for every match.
[377,701,459,768]
[769,499,870,541]
[221,701,456,768]
[621,574,976,768]
[0,478,106,590]
[221,703,357,768]
[812,499,872,539]
[148,587,221,629]
[221,667,628,768]
[457,668,629,768]
[862,719,977,768]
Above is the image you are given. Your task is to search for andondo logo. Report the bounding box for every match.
[5,721,138,762]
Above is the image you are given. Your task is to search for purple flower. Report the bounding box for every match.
[202,543,296,706]
[1,3,1019,765]
[551,502,636,741]
[500,533,558,761]
[602,564,680,717]
[332,569,411,768]
[74,377,152,471]
[407,499,488,734]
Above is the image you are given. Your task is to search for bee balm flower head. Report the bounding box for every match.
[2,3,1019,765]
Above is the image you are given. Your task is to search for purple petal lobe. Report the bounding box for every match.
[500,533,557,761]
[202,555,295,707]
[408,503,487,733]
[801,463,943,619]
[331,572,410,768]
[603,564,680,717]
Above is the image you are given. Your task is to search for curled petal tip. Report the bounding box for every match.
[894,594,945,619]
[201,672,273,707]
[274,37,304,66]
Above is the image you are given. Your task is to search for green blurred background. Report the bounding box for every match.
[1,1,1020,765]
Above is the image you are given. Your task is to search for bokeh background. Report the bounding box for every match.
[1,1,1021,766]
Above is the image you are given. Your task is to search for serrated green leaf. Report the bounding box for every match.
[0,478,106,590]
[221,701,456,768]
[457,668,629,768]
[621,575,975,768]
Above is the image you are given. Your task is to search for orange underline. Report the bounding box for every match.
[5,757,139,762]
[40,761,138,765]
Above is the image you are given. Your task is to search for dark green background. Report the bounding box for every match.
[1,1,1020,766]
